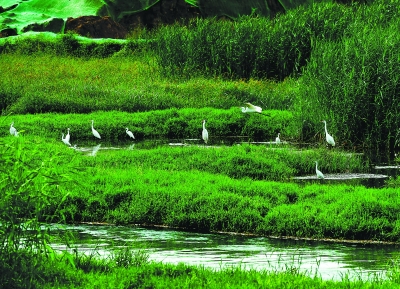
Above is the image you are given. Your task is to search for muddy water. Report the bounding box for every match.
[50,224,400,281]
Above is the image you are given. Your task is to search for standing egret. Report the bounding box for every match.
[61,133,71,146]
[91,120,101,139]
[315,161,324,179]
[321,120,335,146]
[10,122,18,136]
[65,128,71,143]
[202,120,209,144]
[241,102,262,114]
[276,133,281,144]
[126,128,135,139]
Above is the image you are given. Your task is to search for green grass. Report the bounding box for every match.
[1,109,296,142]
[299,20,400,157]
[0,52,296,114]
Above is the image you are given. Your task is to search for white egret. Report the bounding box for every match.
[61,133,71,146]
[315,161,324,179]
[241,102,262,114]
[65,128,71,143]
[126,128,135,139]
[10,122,18,136]
[276,133,281,144]
[202,120,209,144]
[91,120,101,139]
[321,120,335,146]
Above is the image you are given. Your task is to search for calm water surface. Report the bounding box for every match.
[50,224,400,281]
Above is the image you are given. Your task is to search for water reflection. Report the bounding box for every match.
[49,224,400,281]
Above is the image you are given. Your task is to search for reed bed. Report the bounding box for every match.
[299,20,400,157]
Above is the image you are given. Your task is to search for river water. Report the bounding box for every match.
[49,223,400,281]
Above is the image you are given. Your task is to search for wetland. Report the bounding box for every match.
[1,0,400,287]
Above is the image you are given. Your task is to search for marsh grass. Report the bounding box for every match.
[83,144,365,180]
[0,53,295,114]
[298,8,400,156]
[0,109,296,142]
[152,0,400,80]
[1,1,399,154]
[2,0,400,286]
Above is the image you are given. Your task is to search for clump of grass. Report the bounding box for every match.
[82,144,365,180]
[152,1,399,80]
[299,20,400,158]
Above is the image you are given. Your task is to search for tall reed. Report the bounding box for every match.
[300,21,400,158]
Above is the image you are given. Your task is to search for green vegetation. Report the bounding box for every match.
[0,110,296,141]
[2,0,400,287]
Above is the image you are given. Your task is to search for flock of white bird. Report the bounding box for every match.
[8,103,335,179]
[60,120,135,147]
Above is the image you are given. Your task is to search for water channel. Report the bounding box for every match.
[50,223,400,281]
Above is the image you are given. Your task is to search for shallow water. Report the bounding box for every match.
[49,224,400,281]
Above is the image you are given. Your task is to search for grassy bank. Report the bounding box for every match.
[5,249,400,289]
[1,109,296,142]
